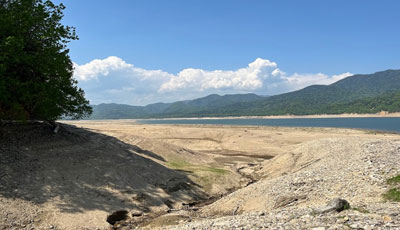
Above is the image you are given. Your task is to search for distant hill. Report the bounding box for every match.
[89,93,264,119]
[88,69,400,119]
[201,69,400,116]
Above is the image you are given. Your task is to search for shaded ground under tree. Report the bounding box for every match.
[0,122,206,228]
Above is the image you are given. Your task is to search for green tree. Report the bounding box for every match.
[0,0,92,121]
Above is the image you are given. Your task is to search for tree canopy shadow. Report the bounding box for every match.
[0,122,206,216]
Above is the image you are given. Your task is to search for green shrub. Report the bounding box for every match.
[383,188,400,202]
[387,175,400,185]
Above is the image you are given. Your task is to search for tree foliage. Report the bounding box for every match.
[0,0,92,120]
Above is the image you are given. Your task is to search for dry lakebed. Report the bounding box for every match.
[0,120,399,229]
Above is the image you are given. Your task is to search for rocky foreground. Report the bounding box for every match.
[142,138,400,230]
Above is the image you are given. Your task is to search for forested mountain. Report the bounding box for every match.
[89,93,264,119]
[88,69,400,119]
[323,91,400,114]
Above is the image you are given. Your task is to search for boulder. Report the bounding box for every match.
[314,198,350,214]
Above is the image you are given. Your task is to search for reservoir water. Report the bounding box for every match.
[138,117,400,133]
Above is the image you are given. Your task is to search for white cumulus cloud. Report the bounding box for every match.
[73,56,352,105]
[73,56,134,81]
[159,58,280,92]
[284,72,352,90]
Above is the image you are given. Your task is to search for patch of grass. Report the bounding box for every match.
[383,188,400,202]
[166,160,193,169]
[351,207,370,214]
[166,160,228,175]
[383,175,400,202]
[166,160,229,192]
[386,174,400,185]
[203,167,229,174]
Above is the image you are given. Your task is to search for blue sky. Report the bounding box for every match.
[56,0,400,105]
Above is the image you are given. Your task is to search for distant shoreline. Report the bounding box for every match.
[65,112,400,123]
[138,112,400,120]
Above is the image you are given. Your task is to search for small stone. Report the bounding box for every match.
[350,224,358,229]
[130,210,143,217]
[383,215,392,222]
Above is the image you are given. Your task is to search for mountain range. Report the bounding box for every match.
[88,69,400,119]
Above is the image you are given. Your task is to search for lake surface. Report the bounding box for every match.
[138,117,400,133]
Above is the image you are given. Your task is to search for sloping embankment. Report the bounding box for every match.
[152,137,400,229]
[0,122,208,229]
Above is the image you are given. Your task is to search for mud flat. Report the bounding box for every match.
[0,120,399,229]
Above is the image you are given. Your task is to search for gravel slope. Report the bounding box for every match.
[150,137,400,230]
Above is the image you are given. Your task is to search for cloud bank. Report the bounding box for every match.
[73,56,352,105]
